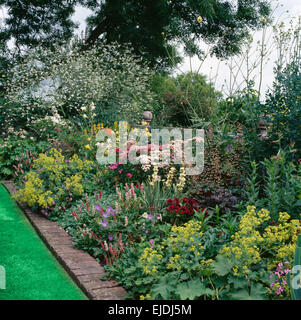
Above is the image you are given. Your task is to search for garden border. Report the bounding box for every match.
[1,181,127,300]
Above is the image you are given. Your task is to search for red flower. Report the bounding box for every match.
[167,205,174,212]
[174,198,180,205]
[166,199,174,205]
[174,206,180,214]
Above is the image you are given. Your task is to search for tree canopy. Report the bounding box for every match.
[0,0,272,68]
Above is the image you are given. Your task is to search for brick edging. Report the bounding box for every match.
[2,181,127,300]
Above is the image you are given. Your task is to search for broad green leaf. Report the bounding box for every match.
[176,280,205,300]
[229,283,268,300]
[212,254,235,276]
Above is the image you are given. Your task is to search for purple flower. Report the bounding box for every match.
[103,211,109,218]
[101,220,108,228]
[95,204,102,211]
[150,239,154,245]
[147,214,153,220]
[108,235,113,241]
[107,206,116,216]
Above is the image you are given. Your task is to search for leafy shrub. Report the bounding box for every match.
[244,151,301,220]
[15,148,98,216]
[107,219,216,300]
[214,206,301,300]
[0,131,48,179]
[59,184,167,264]
[216,89,260,128]
[4,42,155,128]
[106,212,240,300]
[151,72,222,127]
[263,60,301,158]
[190,184,240,214]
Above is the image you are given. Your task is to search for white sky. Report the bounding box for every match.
[177,0,301,97]
[2,0,301,98]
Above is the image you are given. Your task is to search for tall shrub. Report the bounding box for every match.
[263,60,301,158]
[2,42,155,130]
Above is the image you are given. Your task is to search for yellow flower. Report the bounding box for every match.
[259,17,267,23]
[85,144,91,150]
[197,16,203,23]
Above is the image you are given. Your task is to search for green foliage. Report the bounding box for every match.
[263,61,301,158]
[15,148,98,216]
[0,0,76,49]
[151,72,222,127]
[216,89,260,128]
[244,151,301,220]
[106,214,241,300]
[0,96,53,133]
[1,0,271,68]
[59,185,168,264]
[3,43,155,126]
[83,0,271,68]
[0,132,48,180]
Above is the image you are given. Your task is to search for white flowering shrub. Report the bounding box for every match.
[2,42,155,130]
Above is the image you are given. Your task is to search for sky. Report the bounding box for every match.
[2,0,301,98]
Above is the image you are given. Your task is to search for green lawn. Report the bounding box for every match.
[0,184,87,300]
